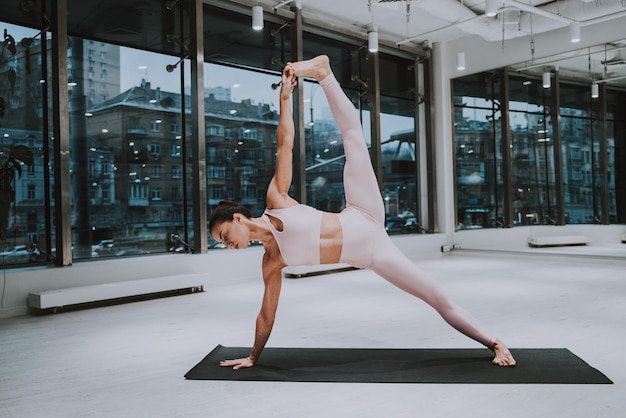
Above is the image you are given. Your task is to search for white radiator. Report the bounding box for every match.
[28,274,204,311]
[528,235,589,248]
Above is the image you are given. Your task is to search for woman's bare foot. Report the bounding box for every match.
[491,338,516,367]
[286,55,331,82]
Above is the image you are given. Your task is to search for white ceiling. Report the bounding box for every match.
[252,0,626,86]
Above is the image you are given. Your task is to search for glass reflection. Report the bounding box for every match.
[74,43,186,259]
[204,63,281,248]
[454,73,504,229]
[0,23,47,265]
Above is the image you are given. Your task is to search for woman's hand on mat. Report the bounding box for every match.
[220,357,254,370]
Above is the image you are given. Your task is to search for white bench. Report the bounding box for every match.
[28,274,204,312]
[283,264,357,278]
[528,235,590,248]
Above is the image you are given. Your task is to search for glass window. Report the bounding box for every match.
[303,79,347,213]
[453,73,505,229]
[508,75,555,225]
[0,22,48,265]
[204,63,280,225]
[378,54,420,234]
[456,71,626,227]
[71,41,186,259]
[607,91,626,223]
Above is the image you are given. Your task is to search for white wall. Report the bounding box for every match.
[453,224,626,252]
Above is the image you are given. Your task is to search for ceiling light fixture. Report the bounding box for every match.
[456,51,466,71]
[368,24,379,53]
[252,4,263,31]
[543,71,551,89]
[366,1,378,53]
[569,21,581,43]
[485,0,499,17]
[591,82,599,99]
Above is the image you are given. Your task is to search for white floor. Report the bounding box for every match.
[1,249,624,418]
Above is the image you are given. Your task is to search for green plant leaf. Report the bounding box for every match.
[8,69,16,93]
[12,158,23,180]
[10,145,34,166]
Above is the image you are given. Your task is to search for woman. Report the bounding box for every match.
[209,56,516,369]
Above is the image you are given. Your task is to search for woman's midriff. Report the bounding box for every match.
[320,212,342,264]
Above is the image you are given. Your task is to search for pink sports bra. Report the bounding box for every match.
[262,204,323,266]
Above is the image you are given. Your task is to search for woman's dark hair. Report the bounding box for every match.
[208,200,253,236]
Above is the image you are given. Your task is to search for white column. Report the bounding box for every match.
[430,41,456,237]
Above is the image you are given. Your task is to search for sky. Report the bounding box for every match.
[119,46,414,142]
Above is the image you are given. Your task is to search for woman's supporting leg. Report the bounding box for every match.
[369,234,516,366]
[370,235,495,347]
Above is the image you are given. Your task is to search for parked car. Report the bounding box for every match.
[0,245,42,263]
[385,216,405,233]
[92,239,114,257]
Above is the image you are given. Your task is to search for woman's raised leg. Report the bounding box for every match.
[288,56,384,224]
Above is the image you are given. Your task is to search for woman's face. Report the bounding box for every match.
[211,214,250,250]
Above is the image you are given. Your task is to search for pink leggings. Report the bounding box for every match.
[319,73,495,348]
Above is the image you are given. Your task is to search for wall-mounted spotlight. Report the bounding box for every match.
[542,71,551,89]
[456,51,466,71]
[165,0,180,11]
[169,234,193,253]
[569,21,581,43]
[18,0,50,45]
[252,5,263,31]
[26,242,55,263]
[165,34,189,73]
[367,24,378,53]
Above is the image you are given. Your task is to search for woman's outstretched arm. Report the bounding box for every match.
[266,67,298,209]
[219,250,283,370]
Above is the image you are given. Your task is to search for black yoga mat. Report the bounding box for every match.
[184,345,612,384]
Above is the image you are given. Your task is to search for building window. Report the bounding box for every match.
[239,127,258,141]
[129,184,148,199]
[151,120,162,132]
[102,185,110,202]
[147,143,161,158]
[206,124,225,137]
[151,188,162,201]
[209,166,225,179]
